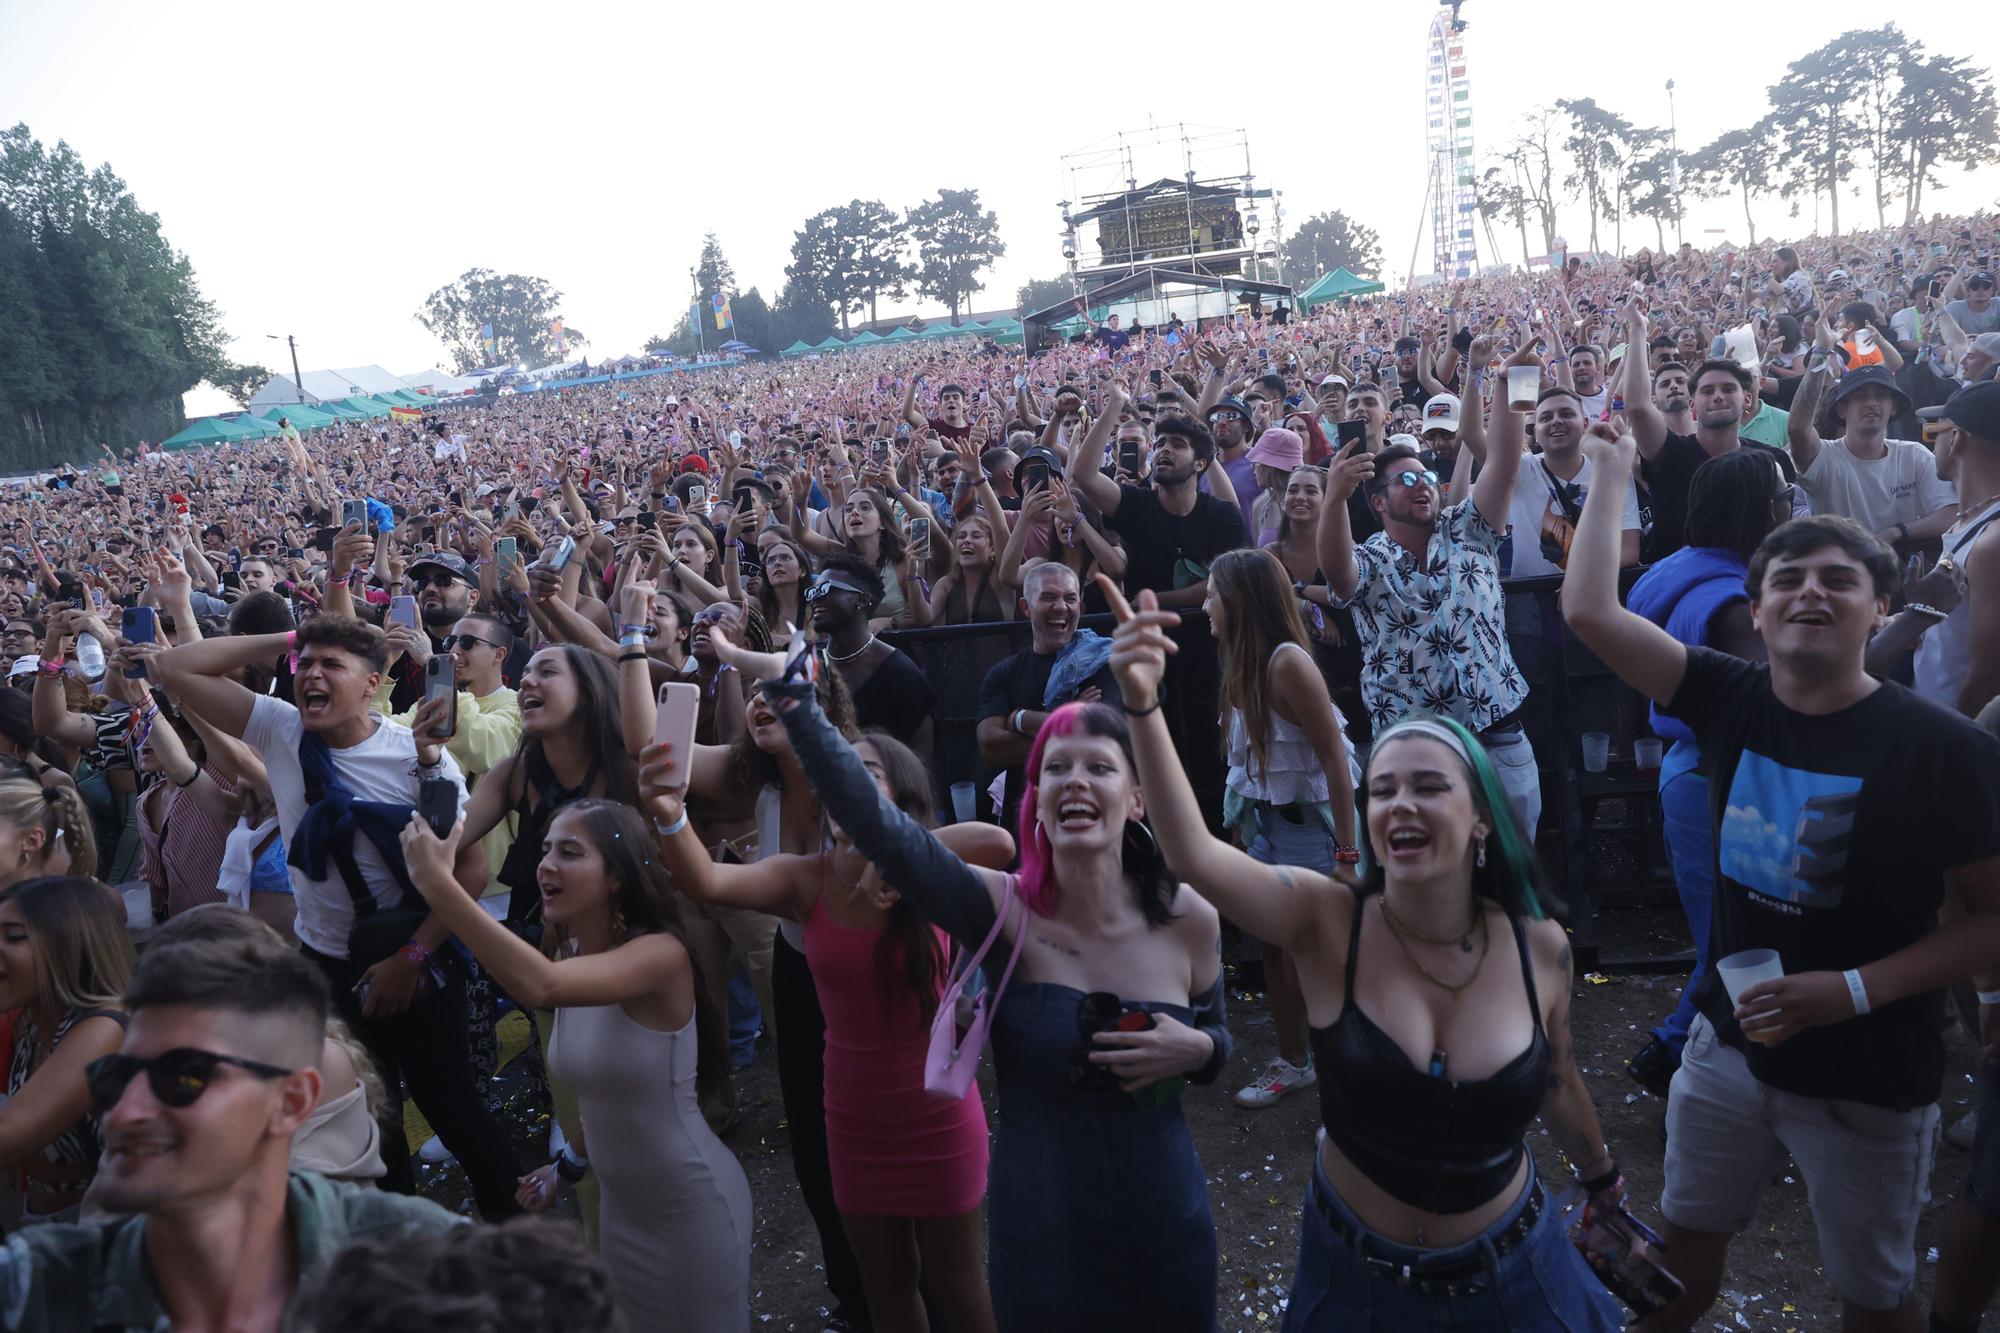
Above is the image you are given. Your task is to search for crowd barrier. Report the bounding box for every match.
[883,570,1678,973]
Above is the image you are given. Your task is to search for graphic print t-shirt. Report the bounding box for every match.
[1667,648,2000,1108]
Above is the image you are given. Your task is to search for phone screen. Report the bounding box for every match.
[424,657,456,738]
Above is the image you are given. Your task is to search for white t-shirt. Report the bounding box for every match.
[1504,452,1641,579]
[1797,437,1955,535]
[1889,306,1922,348]
[1575,386,1610,420]
[244,694,468,958]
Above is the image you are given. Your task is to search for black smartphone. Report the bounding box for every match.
[1336,419,1368,449]
[1149,369,1163,387]
[424,656,456,739]
[1023,462,1050,494]
[636,510,657,530]
[220,570,242,592]
[1119,439,1141,476]
[418,777,459,839]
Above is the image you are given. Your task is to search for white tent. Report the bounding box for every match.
[398,368,482,396]
[247,365,414,410]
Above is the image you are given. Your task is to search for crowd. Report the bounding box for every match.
[0,211,1992,1332]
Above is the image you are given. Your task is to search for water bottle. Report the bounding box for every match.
[74,633,105,682]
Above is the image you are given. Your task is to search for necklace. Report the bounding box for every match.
[826,634,878,664]
[1379,892,1481,953]
[1957,492,2000,521]
[1379,897,1489,1001]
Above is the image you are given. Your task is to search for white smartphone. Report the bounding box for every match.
[653,682,702,789]
[388,595,420,632]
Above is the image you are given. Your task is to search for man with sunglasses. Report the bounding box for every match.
[0,930,456,1330]
[1318,344,1542,837]
[807,554,937,762]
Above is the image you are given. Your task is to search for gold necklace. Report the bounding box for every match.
[1379,897,1489,1001]
[1379,892,1480,953]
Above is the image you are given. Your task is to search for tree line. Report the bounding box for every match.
[1478,25,1996,263]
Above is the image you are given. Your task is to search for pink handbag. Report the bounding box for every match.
[924,875,1027,1101]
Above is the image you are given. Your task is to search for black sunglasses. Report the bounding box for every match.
[86,1047,293,1114]
[442,634,501,652]
[409,571,462,590]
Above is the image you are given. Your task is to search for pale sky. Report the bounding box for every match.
[3,1,1995,418]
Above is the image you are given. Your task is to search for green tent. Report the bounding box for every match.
[385,389,429,405]
[317,401,367,420]
[363,394,407,412]
[884,326,922,342]
[338,396,391,418]
[1298,266,1385,308]
[779,340,815,357]
[260,405,338,430]
[846,330,886,346]
[809,335,847,352]
[160,416,263,450]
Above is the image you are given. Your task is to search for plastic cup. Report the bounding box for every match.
[1581,731,1611,773]
[1715,948,1784,1007]
[1506,365,1540,412]
[1634,738,1663,773]
[950,782,978,825]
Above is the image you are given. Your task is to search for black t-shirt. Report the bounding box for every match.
[849,646,938,747]
[977,646,1119,831]
[1096,326,1133,353]
[1105,483,1248,598]
[1670,648,2000,1109]
[1641,433,1798,562]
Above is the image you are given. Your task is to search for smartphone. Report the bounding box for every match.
[1148,368,1163,388]
[1119,439,1142,476]
[495,537,518,570]
[1013,373,1026,390]
[664,495,682,514]
[871,440,888,464]
[909,517,932,559]
[543,536,576,571]
[418,777,459,839]
[688,484,707,511]
[653,681,702,789]
[1573,1202,1685,1317]
[635,510,657,531]
[1257,347,1269,363]
[388,595,420,632]
[340,498,368,531]
[121,606,157,678]
[1023,462,1050,494]
[424,655,457,739]
[728,429,743,448]
[220,570,242,592]
[1335,419,1368,450]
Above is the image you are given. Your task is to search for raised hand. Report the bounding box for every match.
[1326,438,1377,501]
[1099,575,1178,708]
[1579,420,1636,474]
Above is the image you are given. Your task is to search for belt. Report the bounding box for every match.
[1480,706,1525,739]
[1310,1176,1544,1296]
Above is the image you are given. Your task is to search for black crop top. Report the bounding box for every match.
[1311,891,1549,1215]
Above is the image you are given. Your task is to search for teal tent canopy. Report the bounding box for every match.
[779,340,815,357]
[160,416,264,449]
[846,331,886,345]
[884,326,922,342]
[809,335,847,351]
[261,405,337,430]
[1298,267,1385,308]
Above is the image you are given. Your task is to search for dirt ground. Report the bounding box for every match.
[422,902,1983,1332]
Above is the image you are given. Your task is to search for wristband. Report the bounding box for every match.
[554,1147,589,1183]
[1907,603,1948,622]
[1010,709,1027,735]
[1333,846,1362,865]
[618,623,653,640]
[1844,968,1871,1016]
[618,650,648,664]
[1577,1163,1622,1195]
[1977,990,2000,1006]
[619,634,648,651]
[653,809,690,839]
[173,768,201,789]
[1894,521,1910,543]
[285,630,299,652]
[398,940,433,968]
[1123,689,1163,717]
[35,660,64,679]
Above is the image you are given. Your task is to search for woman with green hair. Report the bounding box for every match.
[1103,576,1627,1330]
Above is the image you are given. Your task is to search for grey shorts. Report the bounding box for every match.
[1661,1015,1940,1311]
[1967,1057,2000,1223]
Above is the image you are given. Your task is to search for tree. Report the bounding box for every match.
[1621,129,1679,253]
[0,123,229,467]
[1685,119,1781,243]
[906,188,1005,322]
[1015,274,1077,315]
[1477,165,1534,269]
[207,362,274,408]
[785,208,863,334]
[843,200,912,327]
[1280,210,1382,282]
[1499,108,1562,256]
[1894,52,2000,222]
[1766,32,1878,236]
[414,269,582,372]
[695,232,736,308]
[1555,98,1637,255]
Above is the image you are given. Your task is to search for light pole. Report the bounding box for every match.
[689,267,706,359]
[265,334,304,400]
[1666,78,1683,248]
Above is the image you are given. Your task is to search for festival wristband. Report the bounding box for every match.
[1577,1162,1621,1194]
[653,810,690,839]
[1907,603,1948,621]
[1977,990,2000,1007]
[398,940,433,968]
[1843,968,1871,1016]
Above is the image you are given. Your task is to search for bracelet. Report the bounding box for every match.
[173,768,201,789]
[1844,967,1872,1016]
[1010,708,1028,735]
[35,660,64,679]
[653,809,690,839]
[1123,689,1163,717]
[1333,846,1362,865]
[1894,521,1911,543]
[1977,990,2000,1006]
[618,634,648,651]
[1577,1162,1622,1194]
[398,940,433,968]
[617,623,653,640]
[1907,603,1948,622]
[618,650,648,663]
[554,1147,590,1183]
[285,629,299,651]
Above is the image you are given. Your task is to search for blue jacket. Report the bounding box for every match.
[1627,546,1749,747]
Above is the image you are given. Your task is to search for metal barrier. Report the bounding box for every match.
[884,572,1678,973]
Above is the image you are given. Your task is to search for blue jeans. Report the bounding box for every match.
[1284,1148,1624,1331]
[1653,740,1713,1052]
[726,963,761,1067]
[1246,804,1342,874]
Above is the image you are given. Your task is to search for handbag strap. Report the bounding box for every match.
[982,875,1030,1000]
[944,873,1030,999]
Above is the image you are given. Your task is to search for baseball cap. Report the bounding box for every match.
[1968,272,1997,288]
[1421,394,1462,435]
[1923,380,2000,441]
[1387,433,1421,451]
[406,552,475,585]
[1206,396,1251,422]
[1245,427,1305,470]
[1319,374,1349,391]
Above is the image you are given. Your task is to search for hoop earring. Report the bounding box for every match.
[1123,817,1160,862]
[610,902,628,945]
[1033,818,1051,861]
[1475,838,1487,869]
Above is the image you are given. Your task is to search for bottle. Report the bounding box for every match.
[74,633,105,682]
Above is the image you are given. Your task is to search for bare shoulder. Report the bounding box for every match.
[1524,916,1576,992]
[1169,882,1221,941]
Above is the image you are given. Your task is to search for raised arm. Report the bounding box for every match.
[1472,345,1535,533]
[1068,385,1127,518]
[1315,442,1373,604]
[1619,304,1668,462]
[1786,325,1838,475]
[153,631,290,740]
[1561,424,1689,706]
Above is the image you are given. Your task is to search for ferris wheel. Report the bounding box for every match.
[1424,3,1479,279]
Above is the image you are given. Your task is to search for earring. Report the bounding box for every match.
[1033,818,1051,859]
[609,902,628,944]
[1476,838,1487,868]
[1123,817,1160,861]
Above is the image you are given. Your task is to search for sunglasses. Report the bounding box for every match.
[804,573,871,603]
[1388,469,1441,489]
[86,1047,292,1114]
[441,634,501,652]
[409,571,462,590]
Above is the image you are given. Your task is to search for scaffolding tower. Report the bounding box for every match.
[1425,4,1478,278]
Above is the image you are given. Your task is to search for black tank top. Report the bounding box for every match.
[496,748,600,929]
[1311,891,1550,1214]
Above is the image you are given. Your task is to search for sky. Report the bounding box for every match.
[4,1,1996,418]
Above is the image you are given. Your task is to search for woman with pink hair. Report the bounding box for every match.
[760,671,1231,1333]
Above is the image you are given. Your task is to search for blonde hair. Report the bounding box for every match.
[0,876,132,1015]
[0,778,95,881]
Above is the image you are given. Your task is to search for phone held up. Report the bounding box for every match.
[418,777,459,839]
[424,655,457,739]
[653,682,702,790]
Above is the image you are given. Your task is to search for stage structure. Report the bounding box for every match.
[1425,3,1479,279]
[1020,267,1297,355]
[1057,124,1279,291]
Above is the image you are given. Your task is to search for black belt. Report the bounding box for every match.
[1480,706,1525,739]
[1310,1176,1543,1296]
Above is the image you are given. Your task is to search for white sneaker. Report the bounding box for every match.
[1234,1056,1318,1108]
[416,1134,456,1165]
[1947,1109,1978,1151]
